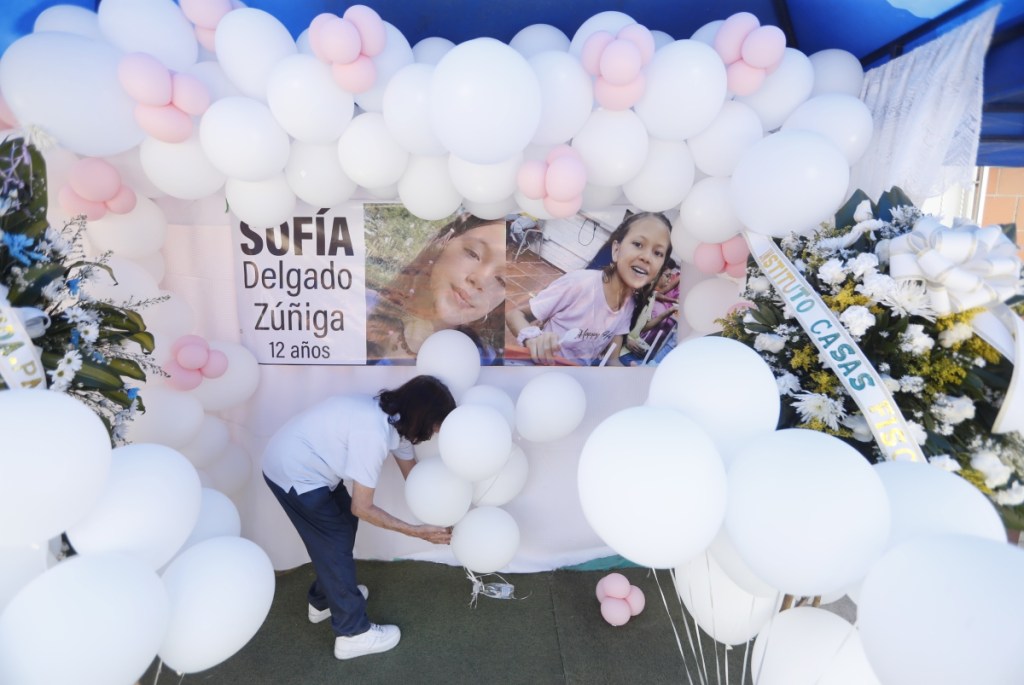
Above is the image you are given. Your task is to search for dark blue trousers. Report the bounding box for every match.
[264,474,371,637]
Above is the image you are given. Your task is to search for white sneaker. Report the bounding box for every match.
[307,585,369,623]
[334,623,401,660]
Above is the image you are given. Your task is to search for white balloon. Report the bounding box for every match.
[513,191,553,220]
[124,386,204,448]
[412,36,455,65]
[726,429,890,596]
[634,40,728,141]
[204,443,252,497]
[568,12,636,56]
[578,406,727,568]
[670,213,701,264]
[185,60,242,102]
[782,94,875,165]
[674,552,780,646]
[105,145,166,199]
[0,543,47,613]
[448,154,521,204]
[176,488,242,555]
[0,32,143,156]
[383,63,447,156]
[404,459,473,526]
[622,138,695,212]
[730,130,851,238]
[808,49,865,97]
[353,22,414,113]
[140,133,227,200]
[0,553,169,685]
[515,371,587,442]
[510,24,571,58]
[858,535,1024,685]
[226,174,297,228]
[648,336,779,459]
[337,112,410,189]
[267,54,355,143]
[82,255,161,303]
[580,183,624,211]
[681,277,743,334]
[752,607,880,685]
[451,506,520,573]
[86,194,167,258]
[0,391,111,547]
[571,109,649,187]
[430,38,542,164]
[159,537,275,674]
[67,443,202,569]
[286,141,357,209]
[460,384,517,429]
[144,290,195,347]
[528,51,594,146]
[707,527,778,597]
[690,20,723,45]
[687,100,764,178]
[200,97,291,181]
[397,155,463,220]
[415,329,481,398]
[187,341,261,411]
[215,8,297,99]
[678,176,745,243]
[439,404,513,482]
[462,196,518,220]
[97,0,198,71]
[473,444,529,507]
[737,48,815,131]
[34,5,103,40]
[178,416,231,470]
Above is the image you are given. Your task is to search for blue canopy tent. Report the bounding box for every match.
[2,0,1023,165]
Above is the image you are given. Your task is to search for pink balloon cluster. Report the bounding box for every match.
[163,335,229,392]
[58,158,136,221]
[517,145,587,218]
[693,234,750,278]
[179,0,235,52]
[580,24,655,110]
[308,6,387,94]
[712,12,787,96]
[595,572,646,627]
[118,52,211,143]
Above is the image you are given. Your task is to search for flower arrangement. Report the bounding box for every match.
[0,135,161,443]
[721,188,1024,525]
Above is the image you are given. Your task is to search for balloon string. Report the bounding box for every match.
[152,659,162,685]
[740,638,751,685]
[667,567,709,685]
[684,569,711,685]
[598,341,618,367]
[702,553,722,685]
[812,620,859,685]
[750,593,783,685]
[654,568,696,685]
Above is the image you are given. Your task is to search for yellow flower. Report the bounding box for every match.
[822,282,870,312]
[961,468,993,495]
[790,344,818,371]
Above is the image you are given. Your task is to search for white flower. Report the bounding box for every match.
[848,252,879,279]
[928,454,962,473]
[841,413,874,442]
[47,350,82,393]
[792,392,846,431]
[818,258,847,285]
[63,306,96,325]
[881,374,901,393]
[44,225,72,256]
[907,420,928,445]
[899,376,925,394]
[754,333,786,354]
[77,321,99,344]
[856,272,896,303]
[938,322,973,348]
[971,450,1013,489]
[775,372,801,396]
[839,305,875,338]
[41,276,65,301]
[853,199,874,223]
[747,276,771,294]
[931,394,976,426]
[899,323,935,355]
[995,482,1024,506]
[884,280,936,320]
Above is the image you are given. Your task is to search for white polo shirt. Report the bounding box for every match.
[262,394,414,494]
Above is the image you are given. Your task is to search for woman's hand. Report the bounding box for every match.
[526,331,563,364]
[415,524,452,545]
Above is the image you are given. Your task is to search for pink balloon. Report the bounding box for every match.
[0,94,19,128]
[593,74,646,111]
[693,243,726,274]
[625,585,646,616]
[344,5,387,57]
[741,25,786,70]
[721,234,749,263]
[616,24,655,64]
[545,156,587,201]
[596,572,631,600]
[599,39,643,86]
[726,61,766,96]
[725,260,748,279]
[69,158,121,202]
[543,194,582,219]
[135,104,193,143]
[600,597,632,626]
[163,359,203,391]
[195,26,217,52]
[331,56,376,93]
[517,159,548,200]
[580,30,615,76]
[179,0,232,28]
[201,349,229,379]
[713,12,760,65]
[58,185,107,221]
[308,13,338,63]
[171,334,209,357]
[171,73,211,116]
[177,342,211,370]
[544,144,576,164]
[105,185,137,215]
[319,16,362,65]
[118,53,173,107]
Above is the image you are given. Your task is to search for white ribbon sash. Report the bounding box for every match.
[745,232,927,463]
[0,297,46,390]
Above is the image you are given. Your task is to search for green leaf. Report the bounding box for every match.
[9,262,64,306]
[123,331,156,354]
[834,189,873,228]
[73,359,125,391]
[875,187,915,222]
[106,356,147,381]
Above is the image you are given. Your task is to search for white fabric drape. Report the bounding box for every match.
[849,6,999,204]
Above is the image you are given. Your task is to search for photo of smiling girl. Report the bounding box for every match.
[365,209,508,364]
[505,211,673,366]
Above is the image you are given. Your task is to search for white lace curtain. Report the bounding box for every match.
[848,6,999,204]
